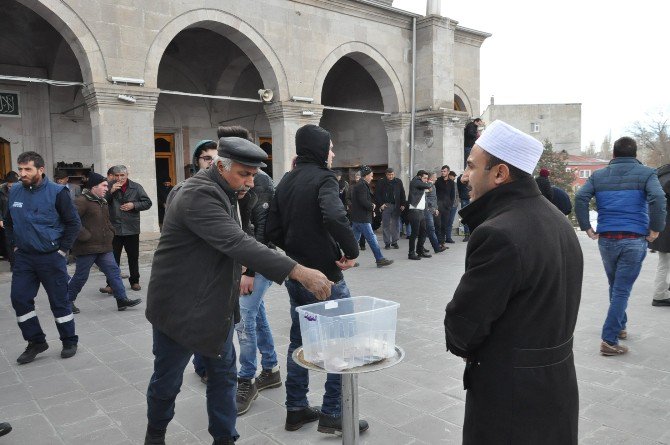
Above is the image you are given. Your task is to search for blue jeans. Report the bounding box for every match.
[424,209,440,251]
[598,237,647,344]
[351,222,384,261]
[68,252,127,301]
[285,279,352,416]
[460,199,471,234]
[147,326,238,441]
[445,206,458,241]
[235,274,277,380]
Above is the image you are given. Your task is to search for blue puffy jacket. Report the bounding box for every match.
[575,157,666,235]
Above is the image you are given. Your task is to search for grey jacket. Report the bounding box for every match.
[145,167,297,357]
[106,179,152,236]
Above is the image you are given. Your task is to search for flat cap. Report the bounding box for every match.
[217,137,267,168]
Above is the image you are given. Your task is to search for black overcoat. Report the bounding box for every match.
[444,177,583,444]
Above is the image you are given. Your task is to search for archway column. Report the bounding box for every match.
[412,110,468,174]
[84,83,161,235]
[265,101,324,180]
[382,112,412,188]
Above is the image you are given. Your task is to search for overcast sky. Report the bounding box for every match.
[393,0,669,151]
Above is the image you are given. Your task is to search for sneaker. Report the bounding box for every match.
[376,258,394,268]
[0,422,11,437]
[236,378,258,415]
[17,341,49,364]
[285,406,320,431]
[99,286,112,294]
[652,298,670,306]
[61,343,77,359]
[71,302,80,314]
[317,412,369,435]
[600,341,628,356]
[256,368,282,391]
[618,330,627,340]
[117,298,142,311]
[391,243,399,249]
[408,252,421,260]
[144,425,166,445]
[131,283,142,291]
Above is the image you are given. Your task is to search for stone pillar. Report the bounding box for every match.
[413,110,468,174]
[382,112,412,189]
[415,15,457,111]
[84,83,161,234]
[265,102,324,180]
[426,0,442,16]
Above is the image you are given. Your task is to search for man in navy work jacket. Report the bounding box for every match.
[576,136,666,356]
[5,151,81,364]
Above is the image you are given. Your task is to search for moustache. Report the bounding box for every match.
[236,186,251,192]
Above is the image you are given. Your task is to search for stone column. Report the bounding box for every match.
[382,112,412,189]
[264,102,324,180]
[416,15,457,111]
[413,110,468,174]
[426,0,442,16]
[84,83,161,235]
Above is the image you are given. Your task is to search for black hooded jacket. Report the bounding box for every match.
[266,125,359,282]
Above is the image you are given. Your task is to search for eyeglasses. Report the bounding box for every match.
[199,156,213,162]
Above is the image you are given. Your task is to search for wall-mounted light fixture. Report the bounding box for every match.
[291,96,314,103]
[301,110,314,116]
[117,94,136,104]
[109,76,145,86]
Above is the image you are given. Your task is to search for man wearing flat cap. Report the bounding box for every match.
[144,136,333,445]
[444,120,583,444]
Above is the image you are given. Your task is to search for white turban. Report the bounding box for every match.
[474,120,543,174]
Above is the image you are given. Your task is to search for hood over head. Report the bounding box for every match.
[295,125,331,167]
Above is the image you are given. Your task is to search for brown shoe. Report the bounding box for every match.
[618,330,627,340]
[131,283,142,291]
[99,286,112,294]
[600,341,628,356]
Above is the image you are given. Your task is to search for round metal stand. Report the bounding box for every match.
[292,346,405,445]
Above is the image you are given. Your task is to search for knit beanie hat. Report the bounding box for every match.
[86,172,106,189]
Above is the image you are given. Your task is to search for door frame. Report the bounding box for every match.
[154,133,176,185]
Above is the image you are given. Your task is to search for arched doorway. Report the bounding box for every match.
[0,0,93,181]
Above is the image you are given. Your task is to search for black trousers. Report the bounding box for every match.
[408,209,427,254]
[112,234,140,284]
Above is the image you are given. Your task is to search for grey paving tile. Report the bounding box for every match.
[69,365,127,394]
[0,413,63,445]
[43,398,101,427]
[93,385,147,413]
[397,413,463,444]
[26,373,82,399]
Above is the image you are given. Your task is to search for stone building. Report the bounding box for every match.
[0,0,489,233]
[481,98,582,155]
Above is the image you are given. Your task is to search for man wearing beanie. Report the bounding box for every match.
[350,165,393,267]
[444,120,583,444]
[267,124,368,436]
[67,173,142,313]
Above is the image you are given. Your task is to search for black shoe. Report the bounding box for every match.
[144,425,166,445]
[434,246,447,253]
[419,251,432,258]
[317,412,369,435]
[652,298,670,306]
[384,244,391,250]
[446,239,456,244]
[212,439,236,445]
[256,368,282,391]
[61,343,77,359]
[391,243,399,249]
[463,235,470,241]
[17,341,49,365]
[0,422,11,437]
[117,297,142,311]
[285,406,320,431]
[236,378,258,415]
[408,253,421,260]
[71,302,80,314]
[359,246,366,251]
[376,258,394,268]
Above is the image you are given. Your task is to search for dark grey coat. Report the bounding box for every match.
[445,177,583,444]
[146,167,297,357]
[106,179,152,236]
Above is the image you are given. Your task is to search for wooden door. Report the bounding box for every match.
[0,138,11,178]
[259,136,272,178]
[154,133,175,185]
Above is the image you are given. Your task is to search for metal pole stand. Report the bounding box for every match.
[292,346,404,445]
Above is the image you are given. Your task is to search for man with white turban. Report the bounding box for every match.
[444,120,583,444]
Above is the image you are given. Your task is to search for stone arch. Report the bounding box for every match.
[454,85,472,115]
[313,42,405,113]
[14,0,106,84]
[144,9,289,100]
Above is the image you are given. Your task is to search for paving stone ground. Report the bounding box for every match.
[0,233,669,444]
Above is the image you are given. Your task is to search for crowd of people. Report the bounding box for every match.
[0,116,668,444]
